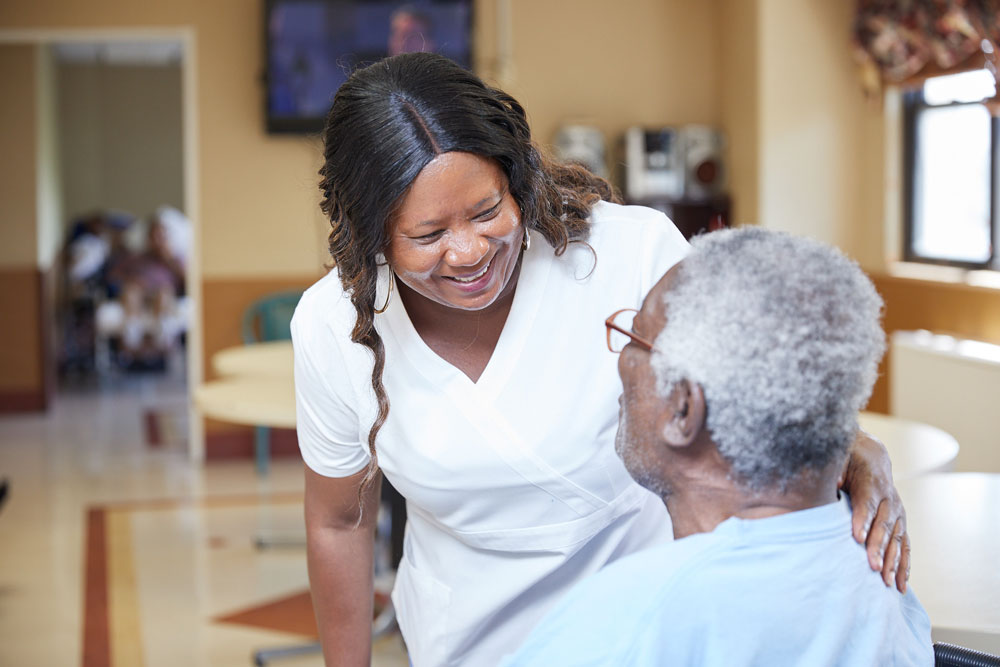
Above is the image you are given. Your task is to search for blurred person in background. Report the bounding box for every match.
[387,5,436,56]
[96,206,190,369]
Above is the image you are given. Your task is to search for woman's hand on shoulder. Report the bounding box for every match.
[840,430,910,593]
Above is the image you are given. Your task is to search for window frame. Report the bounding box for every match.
[902,81,999,270]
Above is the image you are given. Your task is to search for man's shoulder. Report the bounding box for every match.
[595,529,722,588]
[502,532,723,666]
[507,501,934,666]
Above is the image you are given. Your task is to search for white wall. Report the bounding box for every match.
[36,45,62,270]
[720,0,759,227]
[57,60,184,225]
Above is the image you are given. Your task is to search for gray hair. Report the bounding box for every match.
[652,227,885,491]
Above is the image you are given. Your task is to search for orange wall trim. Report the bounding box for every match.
[205,427,301,460]
[0,267,48,412]
[867,273,1000,414]
[0,389,47,413]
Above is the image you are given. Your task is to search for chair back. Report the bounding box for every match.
[241,290,304,343]
[934,642,1000,666]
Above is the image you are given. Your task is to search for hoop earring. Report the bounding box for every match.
[375,270,395,314]
[521,227,531,252]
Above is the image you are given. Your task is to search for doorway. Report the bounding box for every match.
[0,28,203,457]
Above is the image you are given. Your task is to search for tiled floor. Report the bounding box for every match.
[0,373,408,666]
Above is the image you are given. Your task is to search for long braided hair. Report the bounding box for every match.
[318,53,620,510]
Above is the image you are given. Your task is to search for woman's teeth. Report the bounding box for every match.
[451,259,490,283]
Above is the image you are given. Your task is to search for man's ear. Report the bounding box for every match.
[660,379,706,448]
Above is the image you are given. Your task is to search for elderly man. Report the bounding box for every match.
[505,228,933,665]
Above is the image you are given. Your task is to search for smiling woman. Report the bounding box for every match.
[295,52,693,667]
[292,51,910,667]
[387,152,524,314]
[386,152,528,384]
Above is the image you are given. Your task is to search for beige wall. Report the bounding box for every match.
[57,61,184,224]
[0,1,726,279]
[0,44,39,269]
[756,0,885,265]
[720,0,759,226]
[0,269,43,397]
[495,0,722,152]
[0,1,730,399]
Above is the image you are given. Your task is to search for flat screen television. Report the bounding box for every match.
[264,0,474,134]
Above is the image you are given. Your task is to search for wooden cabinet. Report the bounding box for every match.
[626,195,730,240]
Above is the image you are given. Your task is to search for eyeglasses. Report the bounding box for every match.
[605,308,654,353]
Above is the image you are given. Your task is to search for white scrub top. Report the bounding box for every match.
[292,201,689,666]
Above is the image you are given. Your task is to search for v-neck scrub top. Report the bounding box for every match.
[292,201,690,666]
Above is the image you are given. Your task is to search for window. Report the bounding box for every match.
[903,69,998,269]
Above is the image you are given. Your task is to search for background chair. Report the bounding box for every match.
[241,290,303,345]
[241,290,303,475]
[934,642,1000,666]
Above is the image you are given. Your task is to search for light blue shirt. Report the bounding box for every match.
[503,497,933,666]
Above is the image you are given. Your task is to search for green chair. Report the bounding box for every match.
[241,290,303,475]
[241,290,303,345]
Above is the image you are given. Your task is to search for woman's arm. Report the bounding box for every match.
[841,430,910,593]
[304,466,382,667]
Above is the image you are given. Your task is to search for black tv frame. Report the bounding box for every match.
[263,0,475,135]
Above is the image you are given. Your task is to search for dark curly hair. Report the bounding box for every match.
[318,52,619,507]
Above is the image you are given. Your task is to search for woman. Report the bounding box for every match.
[292,53,908,666]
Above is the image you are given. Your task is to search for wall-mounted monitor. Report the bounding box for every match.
[264,0,474,134]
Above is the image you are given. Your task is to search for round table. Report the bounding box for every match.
[203,341,296,475]
[897,473,1000,653]
[858,412,959,480]
[211,340,293,379]
[194,375,296,430]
